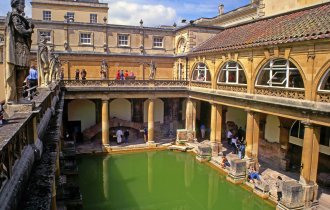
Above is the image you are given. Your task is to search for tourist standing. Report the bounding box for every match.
[231,135,238,154]
[276,176,283,201]
[226,129,232,145]
[60,68,64,80]
[124,129,129,143]
[200,124,206,139]
[116,70,120,80]
[124,70,129,79]
[120,70,124,80]
[143,127,148,142]
[129,71,134,77]
[116,129,123,144]
[27,65,38,96]
[0,103,3,127]
[75,69,80,80]
[81,69,87,80]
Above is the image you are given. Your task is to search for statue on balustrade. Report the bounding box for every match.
[149,60,156,80]
[100,59,108,79]
[49,51,61,81]
[5,0,34,104]
[37,36,50,86]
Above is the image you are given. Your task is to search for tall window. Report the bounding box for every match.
[192,63,211,82]
[177,63,183,80]
[80,33,91,44]
[66,12,75,22]
[153,37,163,48]
[39,31,52,43]
[118,34,129,47]
[43,11,51,21]
[218,61,246,84]
[318,69,330,91]
[257,59,304,88]
[90,14,97,23]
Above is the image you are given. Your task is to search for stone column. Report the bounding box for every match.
[300,123,320,184]
[51,180,57,210]
[102,100,110,148]
[210,103,222,156]
[279,118,292,171]
[245,110,260,159]
[185,98,196,142]
[245,111,254,158]
[148,98,155,144]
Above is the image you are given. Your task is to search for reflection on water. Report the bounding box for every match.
[77,151,275,210]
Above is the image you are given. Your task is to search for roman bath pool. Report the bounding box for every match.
[77,151,275,210]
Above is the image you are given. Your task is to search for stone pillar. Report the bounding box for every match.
[102,100,109,148]
[245,111,260,159]
[185,98,196,142]
[51,180,57,210]
[210,103,222,157]
[300,123,320,208]
[148,98,155,144]
[279,118,292,171]
[300,123,320,184]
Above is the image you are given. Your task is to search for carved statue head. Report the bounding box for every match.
[11,0,25,14]
[40,35,47,44]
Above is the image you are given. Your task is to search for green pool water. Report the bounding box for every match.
[77,151,275,210]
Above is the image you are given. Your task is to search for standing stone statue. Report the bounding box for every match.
[49,52,61,81]
[149,60,156,80]
[100,59,108,79]
[37,36,50,86]
[5,0,34,104]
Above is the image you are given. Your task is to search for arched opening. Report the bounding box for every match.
[256,59,304,88]
[191,63,211,82]
[218,61,247,85]
[318,68,330,91]
[68,99,96,132]
[110,99,132,121]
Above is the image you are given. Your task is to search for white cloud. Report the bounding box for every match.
[108,1,177,26]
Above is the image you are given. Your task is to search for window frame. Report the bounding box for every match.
[43,10,52,21]
[38,30,52,44]
[90,14,98,23]
[153,36,164,48]
[118,34,130,47]
[66,12,75,22]
[192,63,211,83]
[318,69,330,92]
[79,32,92,45]
[256,59,304,89]
[218,61,246,85]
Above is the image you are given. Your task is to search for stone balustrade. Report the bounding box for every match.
[255,86,305,100]
[317,91,330,103]
[0,84,61,210]
[217,84,248,93]
[190,81,212,89]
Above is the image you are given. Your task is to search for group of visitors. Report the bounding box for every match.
[226,122,246,159]
[75,69,87,80]
[115,70,135,80]
[115,128,130,144]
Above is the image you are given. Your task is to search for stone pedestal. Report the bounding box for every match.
[301,183,319,210]
[254,181,270,198]
[277,181,304,210]
[4,102,35,117]
[196,144,211,162]
[211,142,220,157]
[227,159,246,184]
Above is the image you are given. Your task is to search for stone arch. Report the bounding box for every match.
[265,115,280,143]
[110,99,132,121]
[68,99,96,131]
[190,62,212,83]
[143,98,164,124]
[216,60,248,85]
[253,58,306,89]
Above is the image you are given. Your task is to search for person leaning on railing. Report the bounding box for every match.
[27,65,38,96]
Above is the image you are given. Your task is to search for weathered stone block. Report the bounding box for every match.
[278,181,303,209]
[227,159,246,184]
[196,144,211,162]
[254,180,270,198]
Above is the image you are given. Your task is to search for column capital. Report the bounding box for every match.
[101,98,110,102]
[301,121,319,128]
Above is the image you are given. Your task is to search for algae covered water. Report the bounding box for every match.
[77,151,275,210]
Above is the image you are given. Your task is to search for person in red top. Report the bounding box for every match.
[124,70,129,79]
[116,70,120,80]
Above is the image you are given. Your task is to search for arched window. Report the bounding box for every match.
[318,69,330,91]
[192,63,211,82]
[218,61,246,84]
[256,59,304,88]
[290,121,305,139]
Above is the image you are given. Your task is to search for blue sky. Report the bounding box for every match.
[0,0,250,26]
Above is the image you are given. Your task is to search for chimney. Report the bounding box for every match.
[218,3,224,15]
